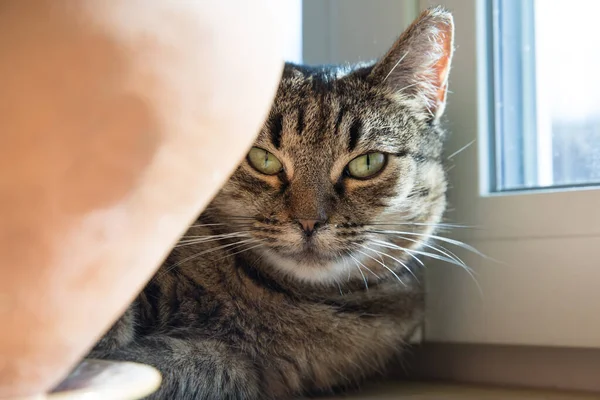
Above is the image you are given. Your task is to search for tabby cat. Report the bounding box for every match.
[91,7,454,399]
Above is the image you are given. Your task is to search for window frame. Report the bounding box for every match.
[486,0,600,193]
[489,0,539,192]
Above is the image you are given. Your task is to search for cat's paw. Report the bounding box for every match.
[107,336,264,400]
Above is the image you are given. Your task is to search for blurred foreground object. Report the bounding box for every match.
[0,0,284,397]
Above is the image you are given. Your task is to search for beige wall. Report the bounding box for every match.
[303,0,418,64]
[398,343,600,393]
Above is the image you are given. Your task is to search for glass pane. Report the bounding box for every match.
[492,0,600,191]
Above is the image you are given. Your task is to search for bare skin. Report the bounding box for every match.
[0,1,284,397]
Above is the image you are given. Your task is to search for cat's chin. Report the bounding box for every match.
[258,248,356,284]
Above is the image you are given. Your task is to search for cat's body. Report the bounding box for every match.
[91,8,455,399]
[92,226,423,399]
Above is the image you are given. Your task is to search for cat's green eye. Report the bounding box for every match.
[346,152,386,179]
[247,147,283,175]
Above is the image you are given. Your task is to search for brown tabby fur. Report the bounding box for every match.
[90,7,454,399]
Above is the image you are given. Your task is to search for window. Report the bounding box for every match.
[489,0,600,192]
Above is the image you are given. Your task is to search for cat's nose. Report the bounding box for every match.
[297,219,322,236]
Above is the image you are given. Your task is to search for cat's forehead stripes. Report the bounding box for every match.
[347,119,362,152]
[269,113,283,149]
[255,58,449,194]
[333,105,345,137]
[296,107,305,136]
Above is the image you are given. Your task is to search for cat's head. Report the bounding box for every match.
[209,8,454,284]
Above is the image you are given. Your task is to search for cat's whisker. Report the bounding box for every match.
[188,223,240,228]
[176,232,250,247]
[168,238,259,271]
[219,214,274,221]
[347,252,381,280]
[412,247,482,296]
[369,221,473,229]
[375,236,467,267]
[217,241,266,261]
[179,231,250,240]
[446,139,476,160]
[359,244,419,283]
[373,240,468,274]
[184,226,256,234]
[198,215,259,223]
[369,237,426,268]
[371,238,469,272]
[161,239,264,275]
[376,251,386,268]
[419,240,467,267]
[345,251,368,290]
[366,229,487,259]
[354,249,405,286]
[406,250,425,267]
[187,224,256,231]
[342,255,352,282]
[370,238,482,293]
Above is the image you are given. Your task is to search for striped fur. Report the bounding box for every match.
[90,7,454,399]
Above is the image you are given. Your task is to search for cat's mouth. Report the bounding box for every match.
[287,243,331,263]
[269,234,340,266]
[256,220,338,260]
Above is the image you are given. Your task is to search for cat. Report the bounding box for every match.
[90,7,454,399]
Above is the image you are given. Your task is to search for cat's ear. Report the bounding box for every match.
[369,7,454,120]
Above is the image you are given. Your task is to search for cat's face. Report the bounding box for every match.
[208,8,454,284]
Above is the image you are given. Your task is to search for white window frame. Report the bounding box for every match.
[421,0,600,348]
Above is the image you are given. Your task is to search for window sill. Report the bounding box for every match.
[320,382,597,399]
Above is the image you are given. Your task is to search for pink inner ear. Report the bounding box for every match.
[369,7,454,117]
[437,82,448,104]
[432,25,453,105]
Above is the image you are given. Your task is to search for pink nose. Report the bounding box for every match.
[297,219,321,235]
